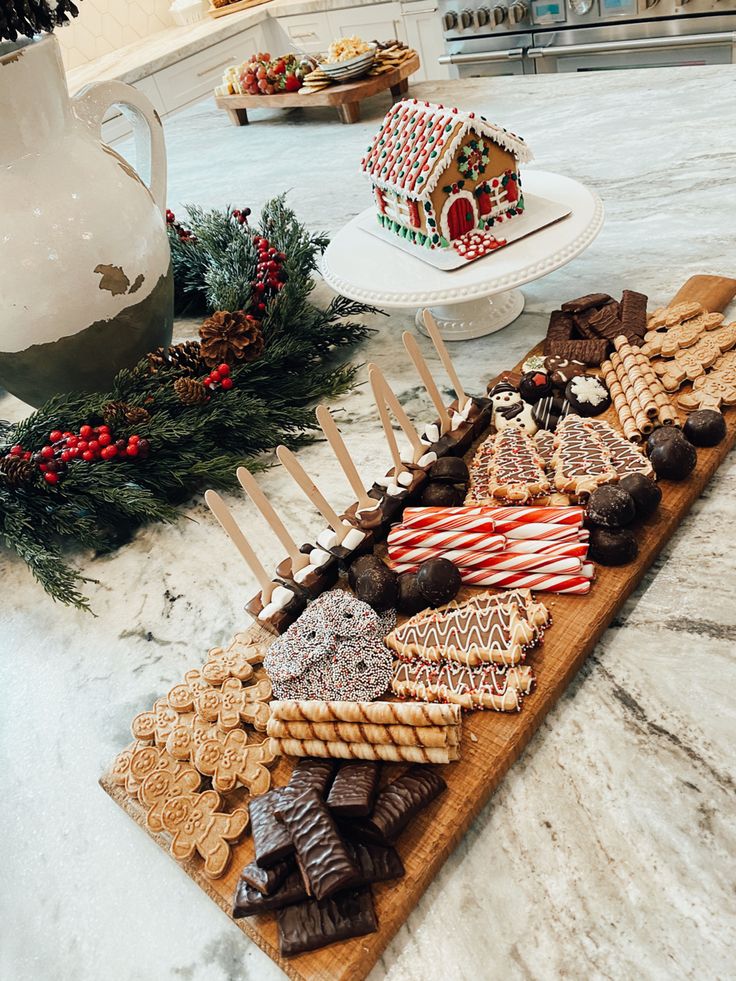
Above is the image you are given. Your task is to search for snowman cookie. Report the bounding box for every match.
[487,380,538,436]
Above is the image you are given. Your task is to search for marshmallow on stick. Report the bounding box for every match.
[368,366,416,494]
[403,331,453,438]
[315,405,380,525]
[236,467,310,575]
[367,364,432,467]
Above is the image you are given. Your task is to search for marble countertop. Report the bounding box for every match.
[66,0,396,90]
[2,67,735,981]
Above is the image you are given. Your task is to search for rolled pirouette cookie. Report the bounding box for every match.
[270,737,460,765]
[266,717,459,748]
[269,700,461,728]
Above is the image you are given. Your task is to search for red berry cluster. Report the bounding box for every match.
[252,236,287,315]
[7,425,150,486]
[166,209,195,243]
[231,208,251,226]
[203,363,234,391]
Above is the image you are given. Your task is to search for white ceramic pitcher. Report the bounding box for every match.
[0,34,173,407]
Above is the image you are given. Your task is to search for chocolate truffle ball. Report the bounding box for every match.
[649,436,697,481]
[354,563,399,612]
[427,456,469,484]
[589,527,639,566]
[348,553,385,591]
[619,473,662,521]
[586,484,636,529]
[416,558,461,607]
[419,482,466,507]
[565,375,611,417]
[519,370,553,405]
[396,572,427,616]
[683,409,727,447]
[646,426,682,456]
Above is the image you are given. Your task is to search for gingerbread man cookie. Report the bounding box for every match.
[647,301,703,330]
[195,677,272,732]
[643,311,724,358]
[167,670,210,714]
[138,758,201,832]
[194,730,277,794]
[201,636,265,686]
[110,741,148,792]
[654,323,736,391]
[131,697,180,745]
[166,715,222,762]
[678,350,736,412]
[161,790,249,878]
[124,743,173,796]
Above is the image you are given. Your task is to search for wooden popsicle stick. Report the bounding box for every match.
[236,467,309,573]
[276,445,349,544]
[204,489,274,602]
[369,366,407,479]
[367,363,424,464]
[422,309,470,413]
[315,405,375,511]
[402,331,452,435]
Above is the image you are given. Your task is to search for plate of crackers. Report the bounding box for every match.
[302,39,416,91]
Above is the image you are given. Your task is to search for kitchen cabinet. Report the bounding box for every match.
[326,3,406,44]
[401,0,450,80]
[272,12,332,55]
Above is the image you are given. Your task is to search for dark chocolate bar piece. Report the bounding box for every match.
[238,858,294,896]
[347,840,404,883]
[571,310,599,340]
[277,888,378,957]
[233,868,307,918]
[546,309,574,343]
[249,790,294,868]
[346,766,446,844]
[586,302,623,340]
[561,292,613,313]
[543,337,608,366]
[288,757,337,798]
[275,787,361,901]
[327,762,380,818]
[620,289,648,340]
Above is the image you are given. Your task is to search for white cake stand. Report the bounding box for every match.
[321,171,604,341]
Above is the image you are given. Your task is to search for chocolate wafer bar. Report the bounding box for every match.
[288,757,336,798]
[346,840,404,883]
[546,309,574,342]
[620,289,648,341]
[249,790,294,868]
[326,762,380,818]
[586,302,623,341]
[347,766,446,844]
[233,868,307,917]
[544,338,609,366]
[561,293,613,314]
[275,787,360,900]
[277,888,377,957]
[238,858,294,896]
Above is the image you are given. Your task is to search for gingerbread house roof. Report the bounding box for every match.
[360,100,532,201]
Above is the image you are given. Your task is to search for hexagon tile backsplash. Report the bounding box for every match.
[57,0,175,70]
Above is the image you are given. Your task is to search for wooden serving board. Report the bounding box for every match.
[101,279,735,981]
[214,53,420,126]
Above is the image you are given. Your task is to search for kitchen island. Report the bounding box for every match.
[1,66,735,981]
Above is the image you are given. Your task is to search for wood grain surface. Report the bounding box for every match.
[101,281,735,981]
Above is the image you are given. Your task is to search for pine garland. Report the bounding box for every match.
[0,197,380,610]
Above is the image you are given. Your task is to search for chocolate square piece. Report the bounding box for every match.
[288,757,337,798]
[561,292,613,313]
[277,888,378,957]
[347,840,404,883]
[327,762,380,818]
[233,868,307,918]
[346,766,446,844]
[249,790,294,868]
[275,787,361,901]
[238,858,294,896]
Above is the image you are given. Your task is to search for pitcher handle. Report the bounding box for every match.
[72,80,167,218]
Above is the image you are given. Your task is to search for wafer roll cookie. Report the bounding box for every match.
[602,361,640,442]
[634,351,679,425]
[610,351,652,435]
[614,336,659,419]
[270,699,461,727]
[266,718,458,748]
[270,737,459,764]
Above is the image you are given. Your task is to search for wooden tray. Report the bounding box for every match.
[214,53,420,125]
[101,278,735,981]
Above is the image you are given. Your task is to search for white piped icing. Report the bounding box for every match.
[397,470,414,487]
[259,584,294,620]
[309,547,332,568]
[417,451,437,467]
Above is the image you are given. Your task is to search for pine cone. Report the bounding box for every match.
[0,456,34,487]
[199,310,264,368]
[174,377,209,406]
[147,341,204,375]
[101,402,152,428]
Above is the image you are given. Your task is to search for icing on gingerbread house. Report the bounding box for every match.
[360,99,532,250]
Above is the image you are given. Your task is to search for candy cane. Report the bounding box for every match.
[394,513,498,533]
[387,547,583,574]
[501,538,589,556]
[386,528,507,551]
[501,522,586,541]
[457,570,592,594]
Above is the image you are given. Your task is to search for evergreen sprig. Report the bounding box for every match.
[0,197,380,610]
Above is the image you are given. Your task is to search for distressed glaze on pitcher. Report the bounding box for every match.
[0,34,173,407]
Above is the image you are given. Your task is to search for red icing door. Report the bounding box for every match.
[446,197,475,240]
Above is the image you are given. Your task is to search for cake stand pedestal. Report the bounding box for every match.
[321,171,604,341]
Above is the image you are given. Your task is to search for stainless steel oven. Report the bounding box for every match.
[437,0,736,75]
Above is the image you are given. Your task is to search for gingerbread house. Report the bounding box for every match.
[360,100,532,250]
